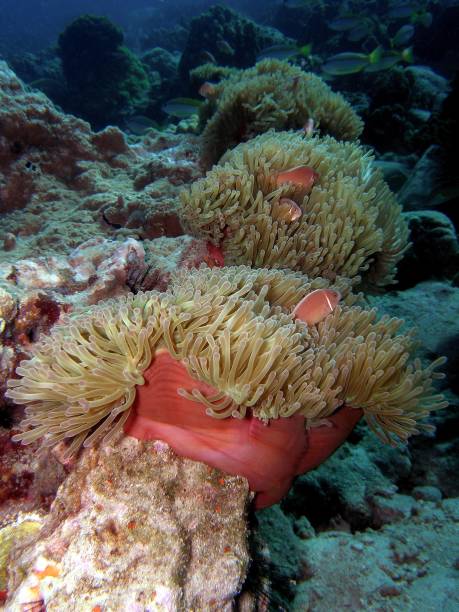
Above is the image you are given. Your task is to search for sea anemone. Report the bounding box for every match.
[199,59,364,167]
[181,131,409,288]
[7,265,445,506]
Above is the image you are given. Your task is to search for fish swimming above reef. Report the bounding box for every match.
[364,47,414,72]
[124,115,159,135]
[162,98,202,118]
[411,9,433,27]
[322,45,414,76]
[391,23,415,46]
[387,3,421,19]
[387,3,433,26]
[328,15,367,32]
[256,43,312,62]
[322,47,383,76]
[347,20,374,42]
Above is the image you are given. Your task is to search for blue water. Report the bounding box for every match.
[0,0,277,54]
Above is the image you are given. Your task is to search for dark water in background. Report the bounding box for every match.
[0,0,279,55]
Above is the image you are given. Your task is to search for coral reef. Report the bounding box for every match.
[58,15,150,127]
[7,49,68,109]
[256,497,459,611]
[272,0,332,49]
[0,237,147,310]
[0,61,217,430]
[179,4,291,79]
[0,426,67,536]
[140,47,181,116]
[182,131,408,288]
[190,63,237,86]
[4,435,251,610]
[0,46,456,611]
[0,60,201,262]
[371,280,459,397]
[362,66,450,154]
[199,59,364,167]
[0,234,218,419]
[397,211,459,287]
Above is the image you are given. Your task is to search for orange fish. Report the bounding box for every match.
[272,197,302,222]
[198,81,217,98]
[276,165,319,192]
[293,288,341,325]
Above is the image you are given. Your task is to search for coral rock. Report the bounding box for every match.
[5,436,251,611]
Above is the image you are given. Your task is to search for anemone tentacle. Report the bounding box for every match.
[6,266,446,456]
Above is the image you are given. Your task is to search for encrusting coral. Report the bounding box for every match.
[199,59,364,167]
[181,131,409,288]
[6,265,446,507]
[0,516,43,594]
[190,62,237,86]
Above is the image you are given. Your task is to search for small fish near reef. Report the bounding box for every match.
[275,165,319,192]
[124,115,159,135]
[293,288,341,325]
[256,43,312,62]
[328,15,366,32]
[198,81,217,99]
[364,47,414,73]
[387,3,420,19]
[322,47,383,76]
[387,3,432,27]
[272,197,303,223]
[162,98,202,118]
[391,23,415,47]
[347,19,374,42]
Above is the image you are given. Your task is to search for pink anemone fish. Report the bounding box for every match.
[272,197,303,223]
[275,165,319,193]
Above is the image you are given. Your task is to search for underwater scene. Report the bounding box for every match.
[0,0,458,610]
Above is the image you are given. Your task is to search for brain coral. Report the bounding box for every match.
[7,265,445,465]
[199,59,364,167]
[181,131,409,288]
